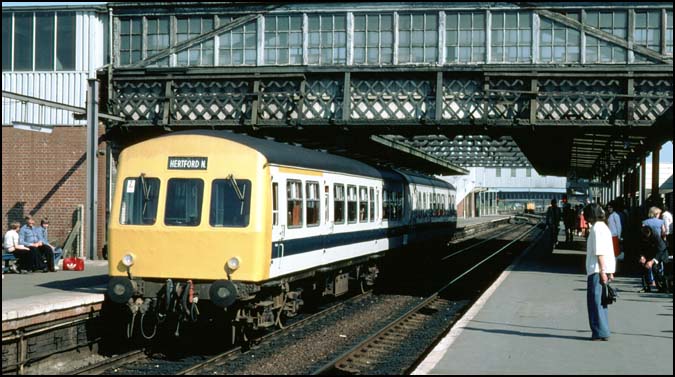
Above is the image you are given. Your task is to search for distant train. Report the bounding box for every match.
[106,130,457,338]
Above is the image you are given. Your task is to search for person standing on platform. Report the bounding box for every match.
[584,203,613,341]
[563,200,575,244]
[546,199,561,247]
[607,201,622,265]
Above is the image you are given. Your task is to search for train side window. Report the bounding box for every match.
[287,180,303,228]
[359,186,368,222]
[306,181,320,227]
[382,190,389,220]
[347,185,357,223]
[371,188,377,222]
[120,177,160,225]
[272,182,278,226]
[334,184,345,224]
[210,179,251,227]
[165,178,204,226]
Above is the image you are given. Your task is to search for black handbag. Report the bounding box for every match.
[602,284,617,306]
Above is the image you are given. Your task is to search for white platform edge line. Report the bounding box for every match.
[411,227,544,375]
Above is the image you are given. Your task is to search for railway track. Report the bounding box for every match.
[312,222,541,375]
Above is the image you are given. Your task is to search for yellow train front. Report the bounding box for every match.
[108,130,278,338]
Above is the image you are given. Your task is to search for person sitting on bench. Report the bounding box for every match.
[3,221,34,273]
[19,215,54,272]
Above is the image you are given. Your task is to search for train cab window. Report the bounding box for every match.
[347,185,357,223]
[120,177,160,225]
[306,181,320,227]
[334,184,345,224]
[359,186,368,222]
[210,178,251,227]
[165,178,204,226]
[287,180,303,228]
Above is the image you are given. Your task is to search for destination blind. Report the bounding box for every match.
[168,157,208,170]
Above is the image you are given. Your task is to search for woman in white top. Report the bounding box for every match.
[584,203,613,341]
[3,221,31,272]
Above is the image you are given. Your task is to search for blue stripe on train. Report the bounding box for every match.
[271,221,456,258]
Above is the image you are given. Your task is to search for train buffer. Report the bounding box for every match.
[413,230,673,375]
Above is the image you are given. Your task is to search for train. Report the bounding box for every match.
[106,130,457,339]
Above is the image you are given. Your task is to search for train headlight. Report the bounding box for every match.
[226,257,240,271]
[122,253,135,267]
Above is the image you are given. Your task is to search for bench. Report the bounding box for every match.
[3,248,63,273]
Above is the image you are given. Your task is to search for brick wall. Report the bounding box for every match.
[1,125,107,259]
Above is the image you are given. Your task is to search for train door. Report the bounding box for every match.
[271,176,286,271]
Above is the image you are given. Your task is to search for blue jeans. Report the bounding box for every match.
[587,273,610,339]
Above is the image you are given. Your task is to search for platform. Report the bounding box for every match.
[414,229,673,375]
[2,260,108,324]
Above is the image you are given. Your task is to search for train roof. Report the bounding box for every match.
[156,130,454,190]
[162,130,392,180]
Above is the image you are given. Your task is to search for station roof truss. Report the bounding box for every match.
[99,1,673,179]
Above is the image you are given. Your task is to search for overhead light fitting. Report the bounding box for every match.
[12,121,53,134]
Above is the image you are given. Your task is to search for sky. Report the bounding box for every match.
[3,2,673,165]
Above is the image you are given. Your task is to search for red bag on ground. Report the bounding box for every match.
[63,257,85,271]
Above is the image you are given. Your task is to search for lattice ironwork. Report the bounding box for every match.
[536,79,624,121]
[633,78,673,121]
[350,78,435,121]
[174,80,249,122]
[487,78,528,120]
[259,80,302,121]
[441,78,484,120]
[114,81,164,122]
[302,79,343,120]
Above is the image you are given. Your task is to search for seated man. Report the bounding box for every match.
[3,221,34,273]
[19,215,54,272]
[36,218,60,270]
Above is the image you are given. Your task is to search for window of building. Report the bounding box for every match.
[334,184,345,224]
[210,179,251,227]
[398,13,438,63]
[119,17,142,65]
[585,11,627,63]
[353,13,393,64]
[146,17,170,67]
[120,177,160,225]
[35,13,55,70]
[287,180,303,228]
[446,12,485,63]
[2,13,11,71]
[540,13,580,63]
[56,12,76,70]
[634,10,661,62]
[491,11,531,63]
[219,18,257,65]
[306,181,320,226]
[308,14,346,65]
[14,12,33,71]
[265,14,303,65]
[165,179,204,226]
[177,16,214,66]
[347,185,358,223]
[496,167,502,177]
[526,167,532,177]
[511,168,517,177]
